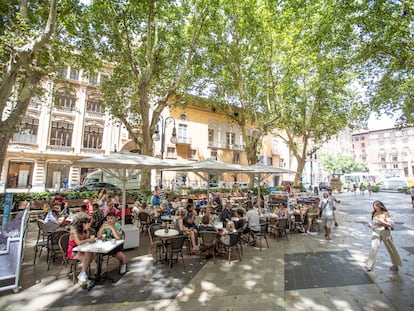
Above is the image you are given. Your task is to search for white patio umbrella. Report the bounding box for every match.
[165,158,250,203]
[72,152,176,226]
[244,164,296,200]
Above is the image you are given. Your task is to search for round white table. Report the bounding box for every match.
[154,228,179,238]
[154,229,180,263]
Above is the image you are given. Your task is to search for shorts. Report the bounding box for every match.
[107,244,124,256]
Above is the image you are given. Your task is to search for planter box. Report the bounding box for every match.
[0,208,30,293]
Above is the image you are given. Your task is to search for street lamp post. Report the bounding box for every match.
[307,149,317,191]
[152,116,177,185]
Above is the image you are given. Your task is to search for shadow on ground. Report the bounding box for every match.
[48,255,205,308]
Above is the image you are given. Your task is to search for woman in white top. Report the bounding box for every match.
[366,200,402,272]
[319,193,334,240]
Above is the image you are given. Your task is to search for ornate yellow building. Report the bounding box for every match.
[1,66,287,192]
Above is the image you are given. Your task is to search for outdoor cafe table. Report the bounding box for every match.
[154,228,179,239]
[73,239,124,290]
[154,229,179,262]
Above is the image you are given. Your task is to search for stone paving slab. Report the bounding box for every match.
[1,192,414,311]
[284,250,373,290]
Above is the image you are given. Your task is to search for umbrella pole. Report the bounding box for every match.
[121,169,126,228]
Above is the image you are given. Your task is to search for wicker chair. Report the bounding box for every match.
[222,231,242,264]
[34,221,58,264]
[55,232,80,284]
[199,231,218,263]
[270,218,289,241]
[165,235,187,270]
[47,230,67,270]
[139,213,152,233]
[255,222,270,251]
[148,223,163,263]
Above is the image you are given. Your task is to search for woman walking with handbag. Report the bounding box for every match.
[366,200,402,272]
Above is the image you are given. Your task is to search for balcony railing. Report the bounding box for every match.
[85,111,105,119]
[47,145,74,153]
[12,134,37,144]
[53,107,75,114]
[81,148,105,155]
[208,141,244,150]
[177,136,192,144]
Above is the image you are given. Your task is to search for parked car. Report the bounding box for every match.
[73,182,121,192]
[318,182,330,191]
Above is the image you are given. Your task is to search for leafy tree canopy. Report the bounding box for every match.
[353,0,414,126]
[318,153,368,174]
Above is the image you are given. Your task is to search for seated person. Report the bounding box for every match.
[290,204,306,232]
[97,212,127,275]
[44,206,59,224]
[183,204,197,230]
[103,201,119,218]
[82,199,94,216]
[306,202,320,233]
[205,206,218,224]
[131,200,142,218]
[198,215,217,232]
[157,201,171,222]
[45,205,69,227]
[277,202,289,219]
[73,204,92,223]
[176,209,200,254]
[50,194,65,210]
[220,202,235,226]
[115,204,132,219]
[68,217,95,287]
[60,201,70,217]
[234,208,247,231]
[245,204,261,245]
[220,221,237,246]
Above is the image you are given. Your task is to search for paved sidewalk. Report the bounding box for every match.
[0,191,413,310]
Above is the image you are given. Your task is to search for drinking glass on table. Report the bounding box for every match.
[101,233,106,241]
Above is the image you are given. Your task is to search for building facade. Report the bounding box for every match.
[352,127,414,179]
[1,67,292,193]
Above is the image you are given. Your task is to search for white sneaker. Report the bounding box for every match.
[78,272,88,286]
[120,263,127,275]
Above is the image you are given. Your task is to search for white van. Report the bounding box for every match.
[377,178,408,192]
[82,169,140,190]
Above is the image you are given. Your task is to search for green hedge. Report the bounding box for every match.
[0,190,154,213]
[1,186,272,213]
[371,185,380,192]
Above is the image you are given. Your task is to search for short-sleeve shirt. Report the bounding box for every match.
[246,209,260,232]
[102,221,122,239]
